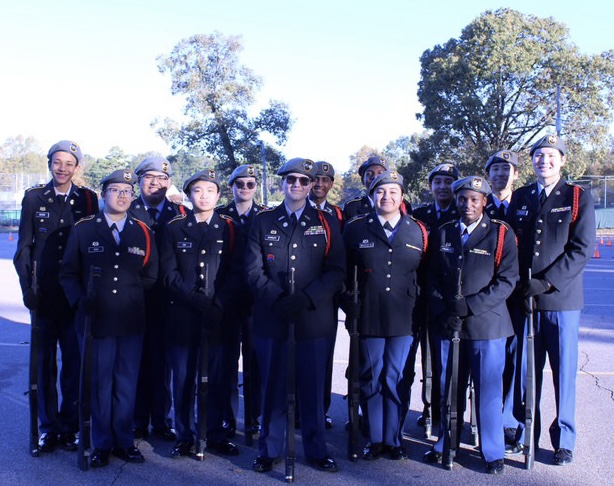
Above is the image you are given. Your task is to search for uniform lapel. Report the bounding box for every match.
[366,213,390,246]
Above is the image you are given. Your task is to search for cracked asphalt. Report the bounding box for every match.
[1,231,612,486]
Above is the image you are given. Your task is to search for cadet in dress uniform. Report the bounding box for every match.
[343,156,412,220]
[424,176,518,475]
[59,169,158,468]
[411,163,460,432]
[342,171,428,461]
[246,158,346,474]
[216,164,266,437]
[14,140,98,453]
[130,157,183,441]
[507,135,595,466]
[160,169,242,458]
[483,150,523,452]
[308,160,344,429]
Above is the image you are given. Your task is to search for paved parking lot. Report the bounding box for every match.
[0,231,612,485]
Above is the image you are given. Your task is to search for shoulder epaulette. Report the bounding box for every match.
[168,213,187,224]
[130,216,151,229]
[346,213,369,225]
[491,218,511,230]
[25,184,46,192]
[345,197,362,205]
[255,206,275,216]
[219,213,235,223]
[75,214,96,225]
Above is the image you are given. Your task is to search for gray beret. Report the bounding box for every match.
[485,150,519,171]
[452,176,491,196]
[358,155,389,178]
[101,169,136,188]
[369,170,405,195]
[277,158,316,178]
[530,134,566,156]
[183,168,219,193]
[47,140,82,165]
[135,156,172,177]
[314,161,335,179]
[428,163,460,183]
[229,164,257,186]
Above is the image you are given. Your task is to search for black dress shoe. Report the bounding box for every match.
[324,415,333,429]
[113,446,145,463]
[132,427,149,439]
[151,426,177,441]
[58,432,78,452]
[505,442,523,455]
[253,456,279,473]
[223,420,236,439]
[38,433,58,453]
[422,449,442,463]
[389,446,408,460]
[90,448,111,468]
[362,442,384,460]
[208,439,239,456]
[307,456,338,473]
[486,459,505,474]
[416,414,426,427]
[553,448,573,465]
[171,440,194,457]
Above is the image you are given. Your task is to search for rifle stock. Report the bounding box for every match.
[285,267,296,483]
[446,267,462,470]
[524,269,536,470]
[347,265,360,461]
[28,261,40,457]
[196,264,210,461]
[78,265,101,471]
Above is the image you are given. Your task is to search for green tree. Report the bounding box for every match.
[416,8,614,177]
[83,146,135,189]
[340,146,380,205]
[0,135,46,174]
[155,32,292,178]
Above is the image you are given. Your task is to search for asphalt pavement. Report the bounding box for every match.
[0,230,612,486]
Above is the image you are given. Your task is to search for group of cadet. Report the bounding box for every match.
[14,134,595,476]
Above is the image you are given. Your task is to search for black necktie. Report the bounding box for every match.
[496,204,506,220]
[539,189,547,206]
[461,228,469,247]
[56,194,66,206]
[290,213,298,228]
[240,214,248,225]
[383,221,395,241]
[110,223,120,245]
[147,207,158,225]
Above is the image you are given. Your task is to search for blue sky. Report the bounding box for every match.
[0,0,611,173]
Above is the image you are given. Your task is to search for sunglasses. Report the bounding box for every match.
[235,180,256,189]
[285,175,312,186]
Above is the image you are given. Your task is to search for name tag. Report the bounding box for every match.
[35,212,50,218]
[440,245,454,253]
[177,241,193,249]
[515,209,529,217]
[359,239,374,249]
[88,246,104,253]
[470,248,491,256]
[265,235,280,242]
[405,243,422,251]
[551,206,571,213]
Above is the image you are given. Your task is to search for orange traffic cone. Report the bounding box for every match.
[8,231,13,241]
[593,243,601,259]
[607,237,612,247]
[600,236,604,245]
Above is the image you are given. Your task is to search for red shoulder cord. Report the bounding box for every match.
[135,220,151,268]
[317,211,332,258]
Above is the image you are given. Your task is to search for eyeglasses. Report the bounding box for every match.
[141,174,170,183]
[106,188,134,197]
[285,175,311,186]
[235,180,257,189]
